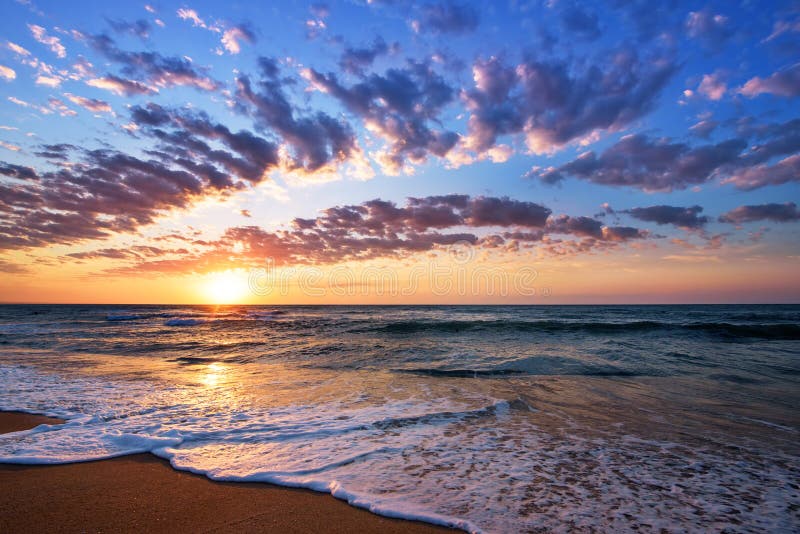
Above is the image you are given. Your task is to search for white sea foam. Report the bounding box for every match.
[1,363,798,533]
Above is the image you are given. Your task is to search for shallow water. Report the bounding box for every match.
[1,305,798,532]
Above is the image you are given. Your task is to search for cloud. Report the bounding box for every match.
[739,62,800,98]
[35,75,61,87]
[6,42,31,57]
[89,34,218,92]
[108,18,152,39]
[303,60,456,174]
[310,3,330,19]
[176,8,215,30]
[561,4,601,41]
[698,73,726,100]
[0,258,31,274]
[685,9,732,49]
[234,68,361,176]
[0,144,266,250]
[130,103,280,184]
[625,205,709,229]
[66,245,187,261]
[339,36,393,74]
[0,141,21,152]
[689,119,718,139]
[0,102,286,251]
[86,75,155,96]
[221,25,255,54]
[528,134,746,192]
[64,93,113,114]
[721,154,800,190]
[0,65,15,81]
[719,202,800,223]
[7,95,53,115]
[28,24,66,58]
[417,2,479,34]
[83,195,651,274]
[461,51,676,156]
[0,162,38,180]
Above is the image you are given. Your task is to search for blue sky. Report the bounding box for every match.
[0,0,798,302]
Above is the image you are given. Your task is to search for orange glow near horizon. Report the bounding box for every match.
[202,270,251,304]
[1,247,799,304]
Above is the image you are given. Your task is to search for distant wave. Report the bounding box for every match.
[395,365,644,379]
[164,318,206,327]
[395,368,527,378]
[106,314,143,322]
[363,320,800,339]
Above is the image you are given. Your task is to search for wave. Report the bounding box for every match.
[363,320,800,339]
[106,314,143,322]
[163,318,206,327]
[395,368,527,378]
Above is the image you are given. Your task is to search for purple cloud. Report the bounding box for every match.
[69,195,652,274]
[625,205,709,229]
[303,61,457,174]
[462,51,676,155]
[418,2,479,34]
[234,60,361,175]
[89,34,218,92]
[528,134,746,192]
[339,36,393,74]
[739,63,800,98]
[719,202,800,223]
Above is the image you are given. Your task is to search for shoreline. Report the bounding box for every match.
[0,411,457,533]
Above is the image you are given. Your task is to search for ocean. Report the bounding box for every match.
[0,304,798,532]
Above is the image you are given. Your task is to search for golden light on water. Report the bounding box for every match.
[201,362,227,387]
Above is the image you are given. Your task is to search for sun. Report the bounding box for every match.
[203,270,250,304]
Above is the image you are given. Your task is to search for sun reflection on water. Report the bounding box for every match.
[201,362,227,387]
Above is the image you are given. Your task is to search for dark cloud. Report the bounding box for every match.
[739,62,800,98]
[546,215,604,239]
[339,36,394,74]
[625,205,709,229]
[418,2,479,34]
[722,154,800,190]
[0,162,38,180]
[561,4,601,41]
[303,61,457,173]
[107,18,151,39]
[234,60,361,175]
[740,118,800,165]
[689,119,718,139]
[462,51,676,154]
[529,134,746,192]
[719,202,800,223]
[66,245,187,261]
[89,34,218,91]
[79,196,650,274]
[0,135,276,250]
[685,9,734,50]
[612,0,683,42]
[131,103,280,184]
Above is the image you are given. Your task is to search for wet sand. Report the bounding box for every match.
[0,411,455,533]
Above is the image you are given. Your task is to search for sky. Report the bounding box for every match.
[0,0,798,304]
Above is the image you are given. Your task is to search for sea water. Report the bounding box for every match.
[0,305,798,532]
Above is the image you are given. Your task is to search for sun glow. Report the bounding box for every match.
[203,270,250,304]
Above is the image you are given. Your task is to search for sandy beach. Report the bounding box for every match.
[0,411,454,533]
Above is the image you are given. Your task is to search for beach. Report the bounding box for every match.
[0,411,453,533]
